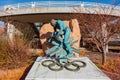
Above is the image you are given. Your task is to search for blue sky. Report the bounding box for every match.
[0,0,119,6]
[0,21,4,28]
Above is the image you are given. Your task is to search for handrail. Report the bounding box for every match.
[0,1,119,11]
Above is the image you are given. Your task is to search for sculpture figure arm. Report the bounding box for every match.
[56,20,64,35]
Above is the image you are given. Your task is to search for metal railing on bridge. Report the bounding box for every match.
[0,1,120,11]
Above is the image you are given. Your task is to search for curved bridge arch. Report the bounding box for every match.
[0,1,120,17]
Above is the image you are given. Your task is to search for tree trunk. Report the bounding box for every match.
[102,51,106,65]
[105,44,108,53]
[102,44,108,65]
[101,23,108,65]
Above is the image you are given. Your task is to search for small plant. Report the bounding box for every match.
[97,58,120,74]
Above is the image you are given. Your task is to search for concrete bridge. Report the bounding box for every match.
[0,1,120,17]
[0,1,120,48]
[0,1,119,23]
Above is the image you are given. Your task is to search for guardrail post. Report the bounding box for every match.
[18,3,19,9]
[65,1,66,7]
[32,2,35,8]
[80,4,84,8]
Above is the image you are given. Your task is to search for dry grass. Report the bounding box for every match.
[0,36,32,69]
[87,51,120,80]
[101,58,120,74]
[0,35,35,80]
[0,65,29,80]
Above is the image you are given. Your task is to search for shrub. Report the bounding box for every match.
[0,36,32,69]
[97,58,120,74]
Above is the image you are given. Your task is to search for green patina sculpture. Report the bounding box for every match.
[45,19,80,63]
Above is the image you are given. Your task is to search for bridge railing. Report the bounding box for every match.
[0,1,120,11]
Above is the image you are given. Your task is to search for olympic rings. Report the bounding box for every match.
[71,60,86,68]
[41,60,55,67]
[48,62,63,71]
[64,62,80,71]
[41,59,86,72]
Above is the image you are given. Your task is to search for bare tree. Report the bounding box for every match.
[74,1,120,64]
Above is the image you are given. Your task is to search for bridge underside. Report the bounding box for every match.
[0,13,119,41]
[0,13,119,23]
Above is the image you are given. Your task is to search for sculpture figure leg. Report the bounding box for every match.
[46,45,59,55]
[63,28,72,54]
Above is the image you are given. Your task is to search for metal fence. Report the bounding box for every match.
[0,1,120,11]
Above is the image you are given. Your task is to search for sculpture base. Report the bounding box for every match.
[25,57,110,80]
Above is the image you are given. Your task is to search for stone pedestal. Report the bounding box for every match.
[25,57,110,80]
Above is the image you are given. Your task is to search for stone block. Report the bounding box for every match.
[25,57,110,80]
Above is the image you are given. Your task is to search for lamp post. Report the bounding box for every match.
[33,22,43,49]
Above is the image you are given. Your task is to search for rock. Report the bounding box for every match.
[40,23,54,52]
[70,19,81,57]
[70,19,81,48]
[63,21,69,27]
[63,19,81,48]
